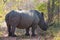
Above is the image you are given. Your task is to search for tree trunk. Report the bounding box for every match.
[47,0,55,24]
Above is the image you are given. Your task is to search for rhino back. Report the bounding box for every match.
[17,11,35,29]
[5,10,39,29]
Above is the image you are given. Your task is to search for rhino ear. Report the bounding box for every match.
[41,12,44,16]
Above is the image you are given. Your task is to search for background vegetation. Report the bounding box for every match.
[0,0,60,40]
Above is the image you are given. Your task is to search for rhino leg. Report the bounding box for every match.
[10,25,17,37]
[7,23,17,37]
[7,24,12,36]
[31,24,37,36]
[25,27,30,36]
[7,25,17,37]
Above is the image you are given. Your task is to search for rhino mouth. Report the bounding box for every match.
[40,24,48,31]
[39,21,54,31]
[38,21,48,31]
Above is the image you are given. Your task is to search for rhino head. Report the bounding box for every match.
[38,12,55,31]
[30,10,48,31]
[37,11,48,31]
[30,10,54,31]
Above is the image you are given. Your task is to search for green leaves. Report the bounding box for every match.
[35,2,47,13]
[55,1,60,6]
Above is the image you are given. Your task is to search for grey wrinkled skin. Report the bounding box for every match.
[5,10,48,37]
[30,10,48,31]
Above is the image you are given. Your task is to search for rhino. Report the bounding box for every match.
[5,10,48,37]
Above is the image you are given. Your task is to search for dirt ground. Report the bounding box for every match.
[0,22,54,40]
[0,35,54,40]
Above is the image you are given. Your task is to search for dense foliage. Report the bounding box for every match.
[0,0,60,40]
